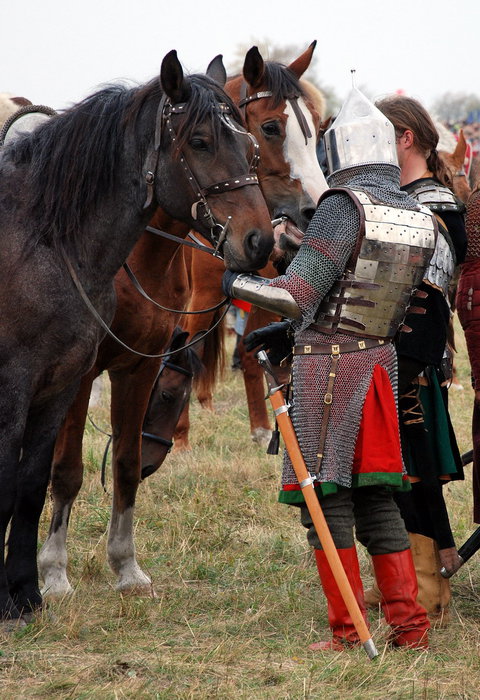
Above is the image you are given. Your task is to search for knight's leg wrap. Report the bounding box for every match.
[353,486,410,555]
[310,547,368,651]
[300,489,367,651]
[300,487,355,550]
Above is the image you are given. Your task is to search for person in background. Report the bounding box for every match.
[370,95,466,626]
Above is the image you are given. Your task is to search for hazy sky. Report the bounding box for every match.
[2,0,478,113]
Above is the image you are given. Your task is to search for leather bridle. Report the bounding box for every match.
[97,355,194,489]
[143,93,260,256]
[141,357,194,451]
[238,84,313,145]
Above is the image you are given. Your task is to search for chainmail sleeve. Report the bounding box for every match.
[269,191,360,330]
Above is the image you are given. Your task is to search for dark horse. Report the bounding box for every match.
[0,50,273,625]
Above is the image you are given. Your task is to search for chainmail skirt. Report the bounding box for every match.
[280,327,404,499]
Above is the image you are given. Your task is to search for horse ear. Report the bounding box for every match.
[160,50,191,103]
[452,129,467,167]
[206,55,227,87]
[11,97,32,107]
[243,46,265,89]
[288,40,317,79]
[169,327,189,351]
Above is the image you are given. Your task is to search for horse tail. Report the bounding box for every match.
[193,309,226,399]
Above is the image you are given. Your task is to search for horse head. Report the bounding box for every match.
[155,50,273,271]
[141,328,203,478]
[224,43,328,272]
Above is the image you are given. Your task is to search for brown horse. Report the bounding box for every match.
[37,59,274,600]
[173,43,328,451]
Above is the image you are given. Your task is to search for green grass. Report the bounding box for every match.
[1,324,479,699]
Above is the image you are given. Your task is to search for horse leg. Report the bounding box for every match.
[38,370,95,598]
[107,365,158,594]
[238,340,272,446]
[0,394,27,623]
[6,385,80,619]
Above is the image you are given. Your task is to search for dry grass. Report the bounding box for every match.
[1,323,479,699]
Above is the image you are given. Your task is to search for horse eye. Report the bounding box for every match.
[189,137,209,151]
[261,121,281,137]
[161,391,173,402]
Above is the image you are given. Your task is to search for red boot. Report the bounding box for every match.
[310,547,368,651]
[372,549,430,649]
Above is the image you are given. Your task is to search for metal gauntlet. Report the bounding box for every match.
[230,274,302,320]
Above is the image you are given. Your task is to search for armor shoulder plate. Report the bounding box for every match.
[423,230,455,294]
[405,179,465,214]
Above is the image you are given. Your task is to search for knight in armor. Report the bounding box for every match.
[223,87,432,650]
[365,95,466,626]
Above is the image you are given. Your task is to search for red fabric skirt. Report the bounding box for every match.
[352,364,403,477]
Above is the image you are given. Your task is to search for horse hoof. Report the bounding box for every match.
[0,617,28,635]
[117,582,157,598]
[40,579,74,599]
[251,427,272,447]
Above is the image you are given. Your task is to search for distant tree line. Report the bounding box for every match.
[431,92,480,124]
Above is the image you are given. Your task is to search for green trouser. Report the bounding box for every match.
[300,485,410,554]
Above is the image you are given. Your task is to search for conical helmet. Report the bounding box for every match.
[324,87,398,176]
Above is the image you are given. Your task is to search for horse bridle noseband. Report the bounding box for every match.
[143,93,260,256]
[141,358,193,449]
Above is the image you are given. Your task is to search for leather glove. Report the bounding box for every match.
[243,320,293,366]
[222,269,241,297]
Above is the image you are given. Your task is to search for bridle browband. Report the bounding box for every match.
[238,85,313,145]
[143,93,260,256]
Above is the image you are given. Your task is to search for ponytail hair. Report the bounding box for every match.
[427,148,453,189]
[376,95,451,187]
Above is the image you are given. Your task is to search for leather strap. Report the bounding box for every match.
[315,351,340,474]
[294,338,387,356]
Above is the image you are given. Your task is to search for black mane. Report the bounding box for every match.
[262,62,306,108]
[2,73,242,256]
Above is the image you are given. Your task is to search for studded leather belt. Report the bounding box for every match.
[293,338,387,356]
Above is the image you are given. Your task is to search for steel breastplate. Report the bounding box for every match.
[313,188,437,339]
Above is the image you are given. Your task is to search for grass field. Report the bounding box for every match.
[0,323,479,699]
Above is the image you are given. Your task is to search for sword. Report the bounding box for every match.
[257,350,378,660]
[440,526,480,578]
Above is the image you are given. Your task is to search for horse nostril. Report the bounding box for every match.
[242,228,274,267]
[244,228,260,255]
